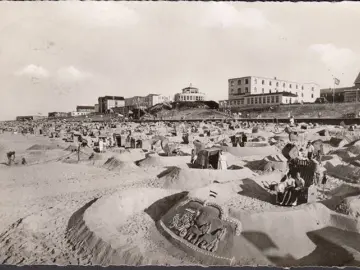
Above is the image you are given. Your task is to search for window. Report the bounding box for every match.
[254,78,257,84]
[255,97,258,104]
[237,88,241,94]
[269,81,272,86]
[269,89,272,93]
[238,80,241,85]
[230,81,234,86]
[302,93,304,97]
[245,79,249,84]
[251,98,254,104]
[312,87,314,91]
[283,83,286,87]
[259,97,262,104]
[276,82,279,87]
[290,84,292,88]
[245,87,249,93]
[271,96,275,103]
[302,86,304,90]
[247,98,251,104]
[275,96,279,103]
[267,96,271,103]
[276,89,278,93]
[311,94,314,98]
[262,80,265,85]
[262,88,264,93]
[254,87,257,93]
[296,85,298,89]
[263,97,266,103]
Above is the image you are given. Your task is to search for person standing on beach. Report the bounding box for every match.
[307,141,315,160]
[218,150,227,170]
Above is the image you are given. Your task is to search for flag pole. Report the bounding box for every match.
[332,77,335,106]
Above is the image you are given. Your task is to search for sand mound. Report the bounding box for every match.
[324,157,360,183]
[221,146,279,158]
[27,144,62,151]
[116,149,146,162]
[160,167,258,190]
[137,154,190,169]
[246,154,288,172]
[102,157,138,171]
[230,203,360,266]
[66,188,200,266]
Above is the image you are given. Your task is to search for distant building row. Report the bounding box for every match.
[46,85,206,118]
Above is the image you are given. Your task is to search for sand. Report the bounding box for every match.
[1,123,360,266]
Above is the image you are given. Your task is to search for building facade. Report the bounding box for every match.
[228,76,320,103]
[125,94,172,112]
[219,92,298,109]
[71,111,91,117]
[94,104,99,113]
[98,96,125,114]
[76,106,95,113]
[174,85,206,102]
[48,112,69,118]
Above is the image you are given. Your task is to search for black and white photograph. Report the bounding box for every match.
[1,1,360,268]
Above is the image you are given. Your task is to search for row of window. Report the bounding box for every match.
[230,78,315,91]
[178,95,204,101]
[228,95,281,106]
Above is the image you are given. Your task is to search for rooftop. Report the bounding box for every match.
[228,76,319,86]
[99,96,125,101]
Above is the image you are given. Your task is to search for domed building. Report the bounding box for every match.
[174,84,206,102]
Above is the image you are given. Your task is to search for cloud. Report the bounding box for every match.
[309,43,360,73]
[57,66,91,82]
[200,4,271,29]
[62,2,140,27]
[15,64,49,78]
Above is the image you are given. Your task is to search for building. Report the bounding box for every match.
[227,76,319,103]
[16,115,47,121]
[320,72,360,103]
[71,111,91,117]
[94,104,99,113]
[48,112,69,118]
[219,92,298,110]
[125,94,172,113]
[174,85,206,102]
[76,106,95,113]
[98,96,125,114]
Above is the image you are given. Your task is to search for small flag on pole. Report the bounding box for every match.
[334,78,340,86]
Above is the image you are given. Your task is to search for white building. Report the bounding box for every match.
[71,111,91,117]
[227,76,319,103]
[98,96,125,113]
[174,85,206,102]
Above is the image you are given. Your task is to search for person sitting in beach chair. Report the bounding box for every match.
[6,151,15,165]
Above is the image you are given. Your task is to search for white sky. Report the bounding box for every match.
[0,1,360,120]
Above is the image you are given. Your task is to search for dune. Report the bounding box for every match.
[160,167,258,190]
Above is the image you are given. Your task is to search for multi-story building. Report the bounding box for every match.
[98,96,125,114]
[48,112,69,118]
[219,76,320,110]
[174,85,206,102]
[71,111,91,117]
[16,115,47,121]
[320,72,360,103]
[125,94,172,112]
[228,76,319,103]
[76,106,95,113]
